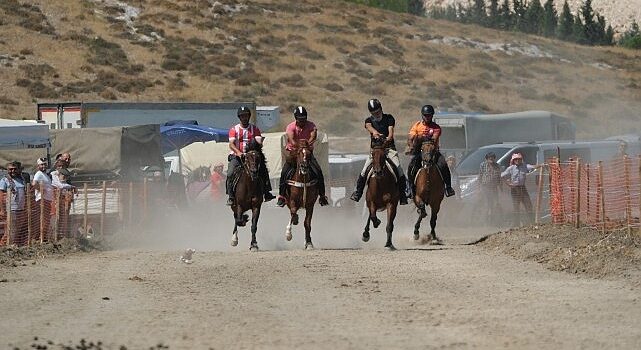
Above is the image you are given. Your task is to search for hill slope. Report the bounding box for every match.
[0,0,640,138]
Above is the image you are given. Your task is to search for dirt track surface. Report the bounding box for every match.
[2,241,641,349]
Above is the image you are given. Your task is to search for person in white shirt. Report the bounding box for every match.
[32,157,53,239]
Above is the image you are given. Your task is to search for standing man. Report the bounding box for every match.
[349,98,408,205]
[210,163,225,202]
[406,105,456,198]
[0,161,28,245]
[32,157,53,239]
[478,152,502,225]
[226,106,275,206]
[276,106,329,207]
[501,153,542,226]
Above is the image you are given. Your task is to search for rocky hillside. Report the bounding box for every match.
[0,0,640,138]
[423,0,641,33]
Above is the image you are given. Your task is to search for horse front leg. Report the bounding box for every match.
[385,203,397,250]
[369,203,381,229]
[429,205,443,245]
[304,205,314,250]
[285,201,297,241]
[362,217,371,242]
[250,205,261,251]
[414,203,426,241]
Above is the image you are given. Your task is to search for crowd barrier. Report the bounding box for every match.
[0,179,186,247]
[549,155,641,233]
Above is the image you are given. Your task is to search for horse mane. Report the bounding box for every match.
[246,139,263,152]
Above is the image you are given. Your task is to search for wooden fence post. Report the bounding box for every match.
[624,155,632,235]
[598,161,606,234]
[575,159,581,228]
[54,189,61,242]
[83,183,89,238]
[39,181,45,243]
[535,165,545,224]
[26,183,32,246]
[100,181,106,237]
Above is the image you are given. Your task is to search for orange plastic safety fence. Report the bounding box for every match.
[549,156,641,231]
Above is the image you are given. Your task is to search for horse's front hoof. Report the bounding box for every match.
[250,244,259,252]
[231,234,239,247]
[384,244,396,251]
[429,237,443,245]
[291,214,299,225]
[413,233,420,241]
[362,232,370,242]
[285,228,293,241]
[305,243,314,250]
[372,218,381,228]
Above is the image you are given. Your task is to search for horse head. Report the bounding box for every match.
[243,150,262,181]
[295,140,312,176]
[420,137,437,166]
[371,138,388,178]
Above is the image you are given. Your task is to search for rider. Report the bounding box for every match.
[226,106,276,206]
[349,98,409,205]
[406,104,456,198]
[276,106,329,207]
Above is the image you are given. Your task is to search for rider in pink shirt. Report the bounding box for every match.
[276,106,329,207]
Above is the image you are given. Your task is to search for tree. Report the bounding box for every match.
[408,0,426,16]
[542,0,558,37]
[498,0,512,30]
[572,13,587,44]
[619,20,641,49]
[524,0,545,34]
[581,0,599,44]
[471,0,487,26]
[557,0,574,40]
[513,0,528,32]
[488,0,500,28]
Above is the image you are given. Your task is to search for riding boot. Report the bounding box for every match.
[398,175,409,205]
[350,174,367,202]
[225,173,235,206]
[261,165,275,202]
[277,163,290,207]
[318,176,329,206]
[437,158,456,197]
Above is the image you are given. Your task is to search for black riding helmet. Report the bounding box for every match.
[367,98,382,112]
[294,106,307,120]
[237,106,251,117]
[421,104,435,116]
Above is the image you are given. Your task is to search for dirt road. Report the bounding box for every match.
[2,237,640,349]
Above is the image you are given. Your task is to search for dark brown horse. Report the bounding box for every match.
[413,138,445,244]
[362,139,399,250]
[230,148,264,251]
[284,140,319,250]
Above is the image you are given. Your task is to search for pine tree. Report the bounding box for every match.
[488,0,500,28]
[498,0,512,30]
[542,0,558,37]
[408,0,426,17]
[581,0,599,44]
[618,20,641,49]
[524,0,545,34]
[557,0,574,40]
[572,13,587,44]
[605,24,615,45]
[513,0,528,32]
[472,0,487,26]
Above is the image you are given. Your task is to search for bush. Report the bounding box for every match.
[0,96,19,105]
[323,83,344,92]
[87,37,130,69]
[19,63,57,80]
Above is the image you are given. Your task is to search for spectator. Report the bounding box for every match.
[32,157,53,240]
[61,153,71,168]
[50,159,66,188]
[501,153,542,227]
[0,161,28,245]
[210,163,225,201]
[167,170,187,209]
[53,168,75,237]
[478,152,502,225]
[16,161,31,184]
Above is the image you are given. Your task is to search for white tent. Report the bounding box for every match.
[0,119,49,149]
[180,131,330,183]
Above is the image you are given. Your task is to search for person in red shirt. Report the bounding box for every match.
[210,163,224,201]
[226,106,276,206]
[406,105,455,197]
[276,106,329,207]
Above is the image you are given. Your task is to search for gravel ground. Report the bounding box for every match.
[1,221,640,349]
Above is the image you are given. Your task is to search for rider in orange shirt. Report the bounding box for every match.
[406,105,456,198]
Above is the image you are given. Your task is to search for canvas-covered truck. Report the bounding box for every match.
[37,101,280,131]
[434,110,576,160]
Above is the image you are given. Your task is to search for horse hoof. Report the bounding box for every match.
[372,218,381,228]
[429,238,443,245]
[385,244,396,251]
[413,233,420,241]
[362,233,370,242]
[292,215,299,225]
[231,239,238,247]
[285,231,293,242]
[305,243,314,250]
[250,245,259,252]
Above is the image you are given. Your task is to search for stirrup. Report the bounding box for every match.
[350,191,362,202]
[319,196,329,206]
[226,197,234,206]
[276,196,286,207]
[445,187,456,197]
[264,192,276,201]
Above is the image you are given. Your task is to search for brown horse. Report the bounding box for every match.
[413,138,444,244]
[284,140,319,250]
[230,149,264,251]
[362,139,399,250]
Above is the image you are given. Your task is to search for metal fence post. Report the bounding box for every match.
[535,165,544,224]
[575,159,581,228]
[5,189,11,245]
[598,161,606,234]
[39,181,45,243]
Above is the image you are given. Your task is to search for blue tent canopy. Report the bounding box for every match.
[160,121,229,154]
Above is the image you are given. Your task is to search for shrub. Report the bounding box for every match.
[19,63,57,80]
[278,74,306,87]
[87,37,130,69]
[323,83,344,92]
[27,81,59,98]
[0,96,19,105]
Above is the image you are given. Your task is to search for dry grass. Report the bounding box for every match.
[0,0,639,139]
